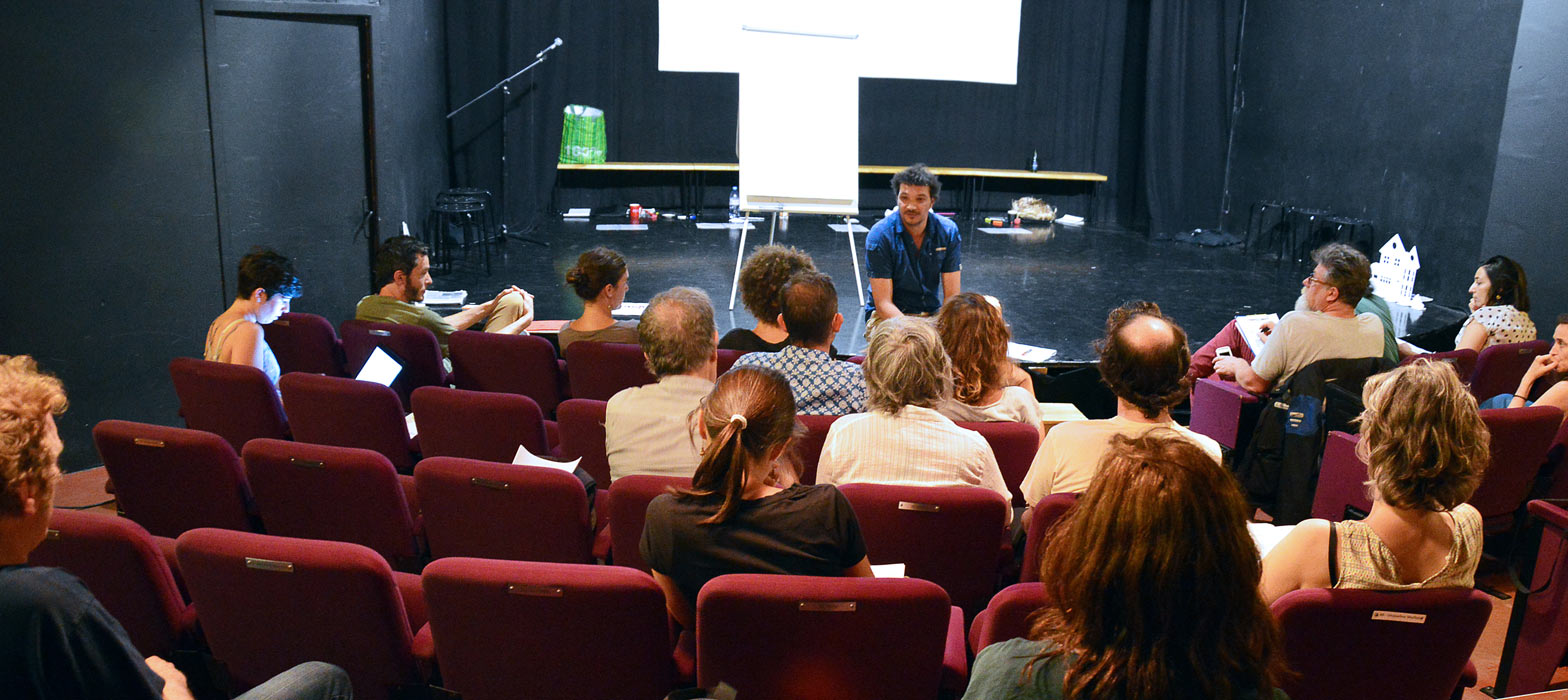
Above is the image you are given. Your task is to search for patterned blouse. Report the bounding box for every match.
[1333,503,1483,590]
[731,345,868,415]
[1455,304,1535,349]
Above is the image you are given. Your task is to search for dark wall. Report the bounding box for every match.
[1225,0,1523,305]
[1482,0,1568,327]
[448,0,1241,234]
[0,1,221,471]
[0,0,446,470]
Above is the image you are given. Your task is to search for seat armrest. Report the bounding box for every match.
[941,605,969,693]
[393,571,427,632]
[1528,499,1568,531]
[412,622,437,679]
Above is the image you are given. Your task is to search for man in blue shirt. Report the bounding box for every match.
[865,164,962,326]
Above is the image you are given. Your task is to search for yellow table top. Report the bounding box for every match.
[1038,402,1089,432]
[558,161,1108,182]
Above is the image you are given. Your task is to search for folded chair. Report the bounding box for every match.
[168,357,289,452]
[94,420,258,538]
[413,457,592,563]
[265,312,347,377]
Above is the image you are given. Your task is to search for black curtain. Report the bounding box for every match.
[446,0,1242,235]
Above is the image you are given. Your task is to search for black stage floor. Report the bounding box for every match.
[436,212,1467,364]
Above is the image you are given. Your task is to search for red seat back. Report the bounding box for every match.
[696,574,951,700]
[716,348,744,375]
[1472,406,1564,533]
[412,385,549,461]
[340,319,448,410]
[266,312,347,377]
[558,399,610,487]
[1271,587,1491,700]
[449,330,565,417]
[175,528,420,699]
[413,457,592,563]
[243,439,419,564]
[28,509,192,657]
[168,357,288,452]
[93,420,255,537]
[1398,348,1477,382]
[279,372,416,472]
[1190,376,1263,450]
[969,582,1049,654]
[1471,340,1550,402]
[422,558,675,700]
[838,483,1009,616]
[956,420,1040,507]
[792,414,841,486]
[1020,492,1079,583]
[1495,500,1568,695]
[565,342,655,401]
[607,475,689,573]
[1308,431,1372,521]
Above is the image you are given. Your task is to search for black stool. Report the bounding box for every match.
[426,196,491,275]
[1246,200,1290,258]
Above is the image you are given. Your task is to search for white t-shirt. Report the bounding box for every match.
[1251,310,1385,384]
[936,386,1043,435]
[1019,415,1222,503]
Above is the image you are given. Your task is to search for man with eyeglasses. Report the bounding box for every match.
[1211,243,1385,394]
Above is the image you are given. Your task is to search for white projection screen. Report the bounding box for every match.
[658,0,1021,85]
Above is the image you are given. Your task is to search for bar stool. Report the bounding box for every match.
[426,195,491,275]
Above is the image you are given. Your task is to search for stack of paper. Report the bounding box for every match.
[423,290,467,305]
[612,302,648,317]
[1008,342,1057,363]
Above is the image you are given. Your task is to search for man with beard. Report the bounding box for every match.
[356,235,533,355]
[864,164,962,333]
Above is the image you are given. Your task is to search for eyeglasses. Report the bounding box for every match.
[1303,275,1330,288]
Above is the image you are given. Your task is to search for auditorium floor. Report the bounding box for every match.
[436,213,1467,363]
[52,467,1568,697]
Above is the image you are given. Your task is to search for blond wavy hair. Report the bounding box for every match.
[0,355,67,515]
[1357,361,1488,511]
[864,317,953,414]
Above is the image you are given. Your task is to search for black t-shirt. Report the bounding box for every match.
[0,565,164,700]
[640,484,868,606]
[719,328,790,354]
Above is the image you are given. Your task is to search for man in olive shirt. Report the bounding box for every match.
[355,235,534,355]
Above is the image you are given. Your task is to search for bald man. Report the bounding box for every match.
[1020,302,1222,509]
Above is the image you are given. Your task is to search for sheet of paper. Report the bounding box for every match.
[423,290,467,305]
[870,563,906,578]
[1056,214,1085,226]
[827,223,870,233]
[1234,313,1280,355]
[612,302,648,317]
[404,413,418,439]
[695,222,755,230]
[564,207,592,217]
[1008,342,1057,363]
[1248,522,1295,558]
[512,444,583,473]
[979,227,1033,235]
[596,224,649,231]
[563,217,590,222]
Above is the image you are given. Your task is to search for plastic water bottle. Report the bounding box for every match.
[729,186,740,220]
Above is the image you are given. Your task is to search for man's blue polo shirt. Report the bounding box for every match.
[864,211,962,315]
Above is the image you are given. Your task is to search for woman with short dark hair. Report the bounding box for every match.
[1455,255,1535,352]
[204,247,300,385]
[964,430,1287,700]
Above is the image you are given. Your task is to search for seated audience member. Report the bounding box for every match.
[1455,255,1535,353]
[1191,245,1397,378]
[1211,243,1385,394]
[641,367,873,627]
[558,246,638,353]
[1020,301,1221,505]
[205,247,301,385]
[964,431,1286,700]
[865,164,961,330]
[721,245,817,353]
[605,287,718,481]
[355,235,533,355]
[732,271,867,415]
[1260,361,1488,604]
[934,292,1039,430]
[816,317,1011,521]
[1487,314,1567,413]
[0,355,353,700]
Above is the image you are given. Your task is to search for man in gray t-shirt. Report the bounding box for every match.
[1215,243,1385,393]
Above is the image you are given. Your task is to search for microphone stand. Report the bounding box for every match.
[447,37,563,248]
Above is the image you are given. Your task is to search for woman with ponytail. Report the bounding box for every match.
[641,366,873,627]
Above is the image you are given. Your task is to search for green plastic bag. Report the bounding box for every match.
[559,104,606,164]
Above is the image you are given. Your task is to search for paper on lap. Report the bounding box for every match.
[871,563,906,578]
